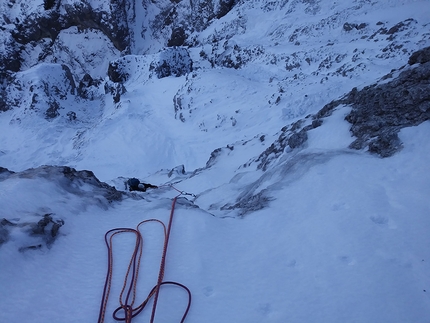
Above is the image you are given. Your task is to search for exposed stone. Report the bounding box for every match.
[252,47,430,171]
[1,165,126,203]
[0,164,131,249]
[152,0,237,48]
[153,47,193,78]
[61,64,76,95]
[217,0,236,19]
[2,63,76,117]
[409,46,430,65]
[11,1,130,52]
[288,128,308,149]
[206,146,234,168]
[1,213,64,249]
[43,0,57,11]
[168,27,187,47]
[368,132,402,157]
[104,81,126,103]
[168,164,186,178]
[217,44,265,69]
[0,37,21,76]
[343,22,367,31]
[0,167,13,175]
[221,190,273,217]
[310,47,430,158]
[108,61,129,83]
[387,18,415,35]
[176,196,199,208]
[0,87,9,112]
[0,218,13,245]
[77,73,101,100]
[344,60,430,157]
[67,111,77,121]
[30,213,64,242]
[60,166,124,202]
[45,100,60,119]
[254,117,322,171]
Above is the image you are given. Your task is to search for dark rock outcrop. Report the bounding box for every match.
[2,165,125,203]
[11,1,130,52]
[344,49,430,157]
[168,26,187,47]
[152,47,193,78]
[343,22,367,32]
[108,60,130,83]
[0,213,64,251]
[58,166,125,202]
[30,213,64,245]
[104,80,127,103]
[0,88,9,112]
[152,0,237,48]
[217,0,236,19]
[0,0,130,80]
[45,100,61,119]
[252,46,430,171]
[254,118,322,171]
[408,46,430,65]
[221,190,273,217]
[0,166,14,175]
[77,73,102,100]
[4,63,76,118]
[206,145,235,168]
[168,164,186,178]
[0,219,13,246]
[0,165,127,249]
[315,46,430,157]
[0,37,21,77]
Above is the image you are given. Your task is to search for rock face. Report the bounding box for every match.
[318,47,430,158]
[313,47,430,158]
[215,47,430,216]
[153,47,193,78]
[1,165,126,204]
[343,47,430,157]
[0,165,126,250]
[60,166,125,202]
[252,47,430,171]
[11,1,131,51]
[0,213,65,251]
[254,118,323,171]
[0,1,129,82]
[409,47,430,65]
[0,0,237,80]
[4,63,76,118]
[151,0,237,47]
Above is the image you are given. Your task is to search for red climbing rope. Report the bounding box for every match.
[150,195,177,323]
[97,187,192,323]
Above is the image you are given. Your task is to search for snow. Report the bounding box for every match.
[44,27,120,79]
[1,0,430,322]
[1,121,430,323]
[307,106,353,150]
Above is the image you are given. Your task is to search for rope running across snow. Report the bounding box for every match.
[97,186,192,323]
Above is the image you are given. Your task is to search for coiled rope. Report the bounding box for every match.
[97,186,192,323]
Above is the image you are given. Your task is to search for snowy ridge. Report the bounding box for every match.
[1,0,429,178]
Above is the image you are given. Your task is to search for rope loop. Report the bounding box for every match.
[97,186,192,323]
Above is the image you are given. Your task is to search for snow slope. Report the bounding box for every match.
[1,0,429,180]
[1,120,429,323]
